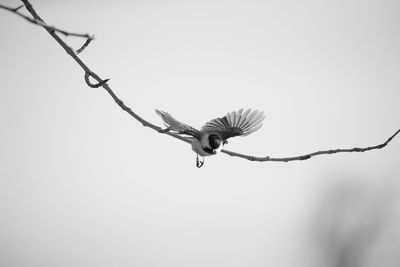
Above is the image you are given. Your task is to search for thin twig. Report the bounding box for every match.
[221,129,400,162]
[0,3,94,53]
[3,0,399,165]
[76,37,94,54]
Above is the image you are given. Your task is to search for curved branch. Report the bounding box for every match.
[221,129,400,162]
[2,0,399,165]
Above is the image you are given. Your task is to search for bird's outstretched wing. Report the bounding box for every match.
[155,110,201,139]
[201,109,265,141]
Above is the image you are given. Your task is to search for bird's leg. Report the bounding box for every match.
[196,154,204,168]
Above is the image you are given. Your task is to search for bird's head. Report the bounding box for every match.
[208,134,223,151]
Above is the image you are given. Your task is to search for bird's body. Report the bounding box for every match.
[155,109,265,167]
[191,133,223,157]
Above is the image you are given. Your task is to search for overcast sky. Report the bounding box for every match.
[1,1,399,266]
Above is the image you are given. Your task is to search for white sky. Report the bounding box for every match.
[0,1,399,266]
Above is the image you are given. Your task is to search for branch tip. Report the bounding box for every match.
[76,38,94,54]
[0,1,94,47]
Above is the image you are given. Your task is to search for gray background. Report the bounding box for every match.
[1,0,399,266]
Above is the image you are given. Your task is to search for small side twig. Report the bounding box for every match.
[76,37,94,54]
[85,71,110,88]
[0,3,94,53]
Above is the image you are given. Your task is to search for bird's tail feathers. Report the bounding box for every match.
[155,110,200,137]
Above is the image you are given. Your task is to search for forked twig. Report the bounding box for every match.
[0,3,94,53]
[1,1,399,164]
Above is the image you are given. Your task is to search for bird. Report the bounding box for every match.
[155,108,265,167]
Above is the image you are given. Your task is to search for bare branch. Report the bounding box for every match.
[18,0,194,146]
[0,2,94,53]
[221,129,400,162]
[2,0,398,165]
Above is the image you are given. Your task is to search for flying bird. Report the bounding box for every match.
[155,108,265,167]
